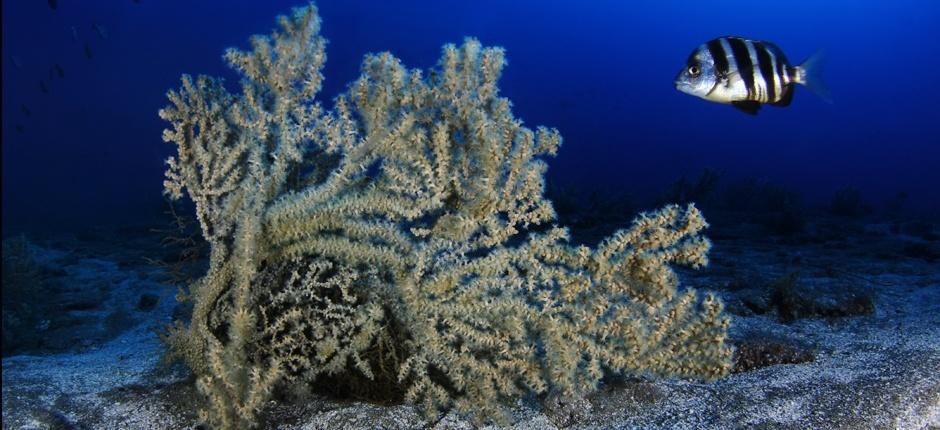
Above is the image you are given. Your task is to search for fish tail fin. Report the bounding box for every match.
[793,49,832,104]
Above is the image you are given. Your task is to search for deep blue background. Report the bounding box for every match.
[3,0,939,235]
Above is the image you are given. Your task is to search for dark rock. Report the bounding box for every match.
[137,293,159,311]
[732,335,815,373]
[830,186,872,218]
[900,221,937,241]
[105,310,135,337]
[736,287,773,315]
[65,300,100,311]
[761,208,806,236]
[31,406,84,430]
[769,274,875,323]
[723,287,774,317]
[900,242,940,262]
[3,237,63,356]
[541,390,592,427]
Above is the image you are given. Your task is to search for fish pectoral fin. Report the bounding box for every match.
[732,101,761,115]
[722,70,741,87]
[707,71,739,96]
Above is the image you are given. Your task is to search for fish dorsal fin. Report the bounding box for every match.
[732,101,761,115]
[773,86,795,107]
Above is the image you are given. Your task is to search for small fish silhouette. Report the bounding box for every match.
[70,26,79,42]
[21,104,32,117]
[92,23,108,40]
[15,124,25,133]
[39,80,50,93]
[84,43,94,59]
[55,64,65,78]
[48,0,57,11]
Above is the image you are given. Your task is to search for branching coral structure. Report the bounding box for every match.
[158,4,733,428]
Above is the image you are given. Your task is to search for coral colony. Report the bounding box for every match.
[159,5,732,428]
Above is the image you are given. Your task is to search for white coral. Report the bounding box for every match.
[159,4,732,429]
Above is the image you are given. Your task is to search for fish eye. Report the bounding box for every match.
[688,65,700,76]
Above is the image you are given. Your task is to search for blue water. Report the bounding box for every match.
[3,0,939,234]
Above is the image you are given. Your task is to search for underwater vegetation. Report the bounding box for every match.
[830,185,872,218]
[2,236,60,356]
[1,234,164,359]
[158,4,732,428]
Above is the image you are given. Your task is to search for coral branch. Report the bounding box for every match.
[159,4,732,428]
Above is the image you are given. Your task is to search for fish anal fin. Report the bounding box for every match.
[772,86,795,107]
[732,101,761,115]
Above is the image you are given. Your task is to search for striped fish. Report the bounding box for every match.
[674,36,830,114]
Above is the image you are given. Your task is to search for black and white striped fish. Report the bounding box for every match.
[674,36,830,114]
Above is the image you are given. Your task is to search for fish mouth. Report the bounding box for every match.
[673,73,691,91]
[674,79,693,94]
